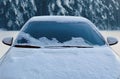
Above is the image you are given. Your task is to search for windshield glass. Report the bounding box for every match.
[14,21,105,47]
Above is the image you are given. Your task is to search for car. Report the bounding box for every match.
[0,16,120,79]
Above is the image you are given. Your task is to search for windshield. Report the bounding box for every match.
[14,21,105,47]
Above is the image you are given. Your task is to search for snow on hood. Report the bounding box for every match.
[0,47,120,79]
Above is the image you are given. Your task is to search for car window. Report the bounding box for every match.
[14,21,105,46]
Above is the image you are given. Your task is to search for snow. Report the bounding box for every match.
[30,16,84,21]
[62,0,72,10]
[0,46,120,79]
[15,32,90,47]
[7,20,13,27]
[57,0,67,15]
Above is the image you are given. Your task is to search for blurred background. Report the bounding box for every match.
[0,0,120,30]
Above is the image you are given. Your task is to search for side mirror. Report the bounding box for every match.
[107,37,118,46]
[2,37,13,46]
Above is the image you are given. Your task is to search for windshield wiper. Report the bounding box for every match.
[62,46,93,48]
[45,45,93,48]
[14,44,41,48]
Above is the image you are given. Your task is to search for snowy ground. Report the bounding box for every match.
[0,31,120,58]
[0,31,18,58]
[100,31,120,57]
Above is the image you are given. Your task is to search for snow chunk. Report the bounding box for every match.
[15,32,90,47]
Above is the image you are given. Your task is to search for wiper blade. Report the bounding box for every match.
[14,45,41,48]
[62,46,93,48]
[45,45,93,48]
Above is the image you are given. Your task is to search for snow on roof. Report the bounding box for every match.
[29,16,91,23]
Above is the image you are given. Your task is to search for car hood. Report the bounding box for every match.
[0,47,120,79]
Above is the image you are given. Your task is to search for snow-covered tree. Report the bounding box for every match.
[0,0,120,30]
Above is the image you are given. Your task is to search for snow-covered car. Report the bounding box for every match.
[0,16,120,79]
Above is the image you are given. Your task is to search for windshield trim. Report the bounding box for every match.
[14,44,41,48]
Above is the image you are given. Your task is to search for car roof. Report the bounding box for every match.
[29,16,91,23]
